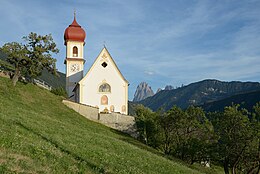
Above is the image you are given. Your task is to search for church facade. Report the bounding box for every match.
[64,15,129,114]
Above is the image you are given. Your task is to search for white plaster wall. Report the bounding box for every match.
[79,48,128,114]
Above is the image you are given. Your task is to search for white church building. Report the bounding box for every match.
[64,15,129,115]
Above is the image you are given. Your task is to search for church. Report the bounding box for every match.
[64,14,129,115]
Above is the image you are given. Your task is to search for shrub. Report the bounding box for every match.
[51,87,67,97]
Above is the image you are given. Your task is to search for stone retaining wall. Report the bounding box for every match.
[99,113,136,136]
[62,100,99,121]
[62,100,136,137]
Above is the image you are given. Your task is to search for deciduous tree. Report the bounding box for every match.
[1,32,59,86]
[158,105,184,155]
[211,104,257,174]
[135,105,159,146]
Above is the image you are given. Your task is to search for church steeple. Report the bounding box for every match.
[64,13,86,99]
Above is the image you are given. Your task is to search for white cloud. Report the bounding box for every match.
[144,71,155,75]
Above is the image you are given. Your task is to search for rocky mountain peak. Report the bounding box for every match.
[156,88,162,93]
[133,82,154,102]
[165,85,174,90]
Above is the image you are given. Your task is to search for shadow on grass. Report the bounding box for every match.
[14,121,106,174]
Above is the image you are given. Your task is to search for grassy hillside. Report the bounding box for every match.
[0,77,219,173]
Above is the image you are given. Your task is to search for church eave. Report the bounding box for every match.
[64,58,85,64]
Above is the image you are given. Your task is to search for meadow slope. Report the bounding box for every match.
[0,77,212,173]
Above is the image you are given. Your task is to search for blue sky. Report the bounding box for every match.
[1,0,260,100]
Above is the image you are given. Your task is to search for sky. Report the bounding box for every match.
[1,0,260,100]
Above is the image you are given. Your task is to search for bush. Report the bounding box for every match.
[51,87,67,97]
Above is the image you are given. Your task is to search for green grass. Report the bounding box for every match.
[0,77,222,173]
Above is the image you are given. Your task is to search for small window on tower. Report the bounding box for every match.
[73,46,78,57]
[101,62,107,68]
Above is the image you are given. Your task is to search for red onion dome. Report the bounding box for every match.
[64,16,86,45]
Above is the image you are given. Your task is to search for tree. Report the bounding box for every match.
[243,103,260,174]
[158,105,184,155]
[1,32,59,86]
[162,106,214,164]
[180,106,215,164]
[211,104,257,174]
[135,105,159,146]
[1,42,28,85]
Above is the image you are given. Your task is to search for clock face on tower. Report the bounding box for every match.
[70,63,79,73]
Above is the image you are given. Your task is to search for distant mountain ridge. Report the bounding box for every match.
[164,85,174,90]
[138,79,260,111]
[133,82,154,102]
[201,90,260,112]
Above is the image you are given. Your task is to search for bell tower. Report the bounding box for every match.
[64,13,86,99]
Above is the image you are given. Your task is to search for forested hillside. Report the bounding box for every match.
[201,90,260,112]
[38,69,66,89]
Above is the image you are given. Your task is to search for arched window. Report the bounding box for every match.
[110,105,114,112]
[121,105,126,113]
[99,83,111,92]
[73,46,78,57]
[101,95,108,105]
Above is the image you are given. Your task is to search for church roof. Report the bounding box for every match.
[79,47,129,85]
[64,14,86,45]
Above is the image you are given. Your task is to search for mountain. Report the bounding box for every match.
[165,85,174,90]
[201,90,260,112]
[0,77,208,173]
[0,51,13,71]
[37,69,66,89]
[0,50,7,60]
[133,82,154,102]
[128,101,141,116]
[156,88,162,93]
[139,79,260,111]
